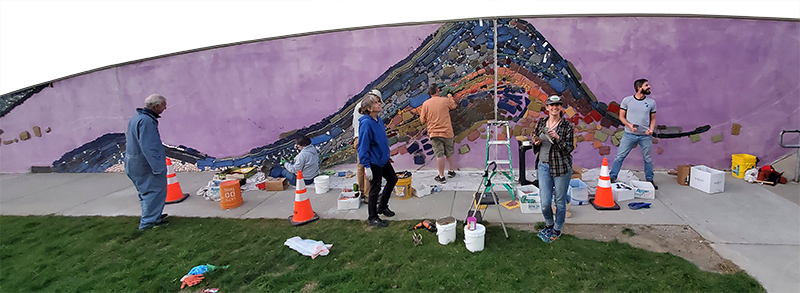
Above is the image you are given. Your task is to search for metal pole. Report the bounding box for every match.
[493,18,498,122]
[796,148,799,182]
[779,130,800,182]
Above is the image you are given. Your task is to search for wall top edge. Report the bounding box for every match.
[2,13,797,96]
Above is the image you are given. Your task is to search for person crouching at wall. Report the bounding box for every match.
[532,95,575,243]
[357,93,398,228]
[269,135,319,186]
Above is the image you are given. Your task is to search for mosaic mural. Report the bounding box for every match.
[0,17,797,173]
[49,18,708,172]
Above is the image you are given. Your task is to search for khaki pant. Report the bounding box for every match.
[354,137,370,198]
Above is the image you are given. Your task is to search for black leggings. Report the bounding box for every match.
[368,162,398,219]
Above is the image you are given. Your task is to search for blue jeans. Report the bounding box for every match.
[538,162,572,231]
[610,132,654,181]
[270,166,314,185]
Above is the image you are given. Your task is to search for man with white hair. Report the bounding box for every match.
[125,94,169,231]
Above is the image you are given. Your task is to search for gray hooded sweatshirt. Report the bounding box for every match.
[284,145,320,179]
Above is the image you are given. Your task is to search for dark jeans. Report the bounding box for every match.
[368,162,398,220]
[270,166,314,185]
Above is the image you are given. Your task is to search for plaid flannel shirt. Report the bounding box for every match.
[533,116,575,177]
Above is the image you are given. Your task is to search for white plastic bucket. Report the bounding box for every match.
[464,223,486,252]
[435,221,457,245]
[314,175,330,194]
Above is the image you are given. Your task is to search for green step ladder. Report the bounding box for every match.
[483,120,517,200]
[466,120,517,239]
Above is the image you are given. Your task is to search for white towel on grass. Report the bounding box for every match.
[284,236,333,259]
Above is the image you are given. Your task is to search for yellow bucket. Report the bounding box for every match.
[394,173,413,199]
[731,154,757,179]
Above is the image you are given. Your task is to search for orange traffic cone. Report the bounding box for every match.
[289,170,319,226]
[590,158,620,210]
[165,158,190,204]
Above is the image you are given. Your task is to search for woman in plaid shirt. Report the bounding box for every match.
[532,96,575,243]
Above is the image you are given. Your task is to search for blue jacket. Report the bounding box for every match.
[357,115,390,169]
[125,108,166,177]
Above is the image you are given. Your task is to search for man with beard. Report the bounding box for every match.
[609,79,659,189]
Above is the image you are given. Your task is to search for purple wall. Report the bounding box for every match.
[0,24,439,172]
[526,17,799,169]
[0,17,797,173]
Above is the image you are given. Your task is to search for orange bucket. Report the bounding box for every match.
[220,180,243,209]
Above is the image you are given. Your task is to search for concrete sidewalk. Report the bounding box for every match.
[0,170,797,292]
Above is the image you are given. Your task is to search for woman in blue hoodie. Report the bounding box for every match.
[357,91,397,228]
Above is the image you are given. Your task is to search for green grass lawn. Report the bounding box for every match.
[0,216,763,292]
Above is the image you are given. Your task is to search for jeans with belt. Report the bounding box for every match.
[610,132,654,181]
[537,162,572,231]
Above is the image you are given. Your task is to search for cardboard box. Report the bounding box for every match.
[631,180,655,199]
[612,182,635,202]
[263,178,288,191]
[338,191,361,210]
[572,165,586,180]
[677,164,692,186]
[690,165,725,194]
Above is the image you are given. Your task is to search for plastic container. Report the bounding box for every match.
[219,180,243,209]
[337,191,360,210]
[314,175,330,194]
[571,199,589,206]
[466,217,477,231]
[435,220,457,245]
[731,154,757,179]
[515,185,539,199]
[464,223,486,252]
[567,179,589,202]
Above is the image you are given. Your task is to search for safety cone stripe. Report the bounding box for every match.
[598,180,611,188]
[164,158,190,204]
[166,159,177,178]
[295,193,308,202]
[599,175,610,180]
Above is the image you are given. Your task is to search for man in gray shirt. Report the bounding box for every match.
[609,79,658,189]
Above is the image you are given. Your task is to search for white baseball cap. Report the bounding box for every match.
[368,89,382,99]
